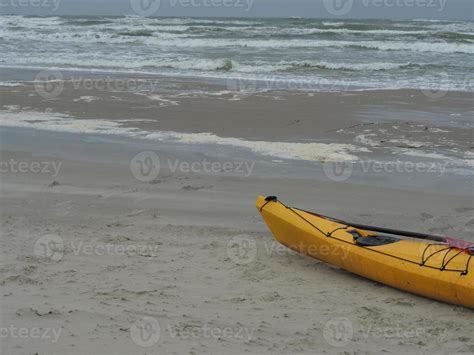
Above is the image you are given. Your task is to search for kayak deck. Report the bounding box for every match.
[256,195,474,309]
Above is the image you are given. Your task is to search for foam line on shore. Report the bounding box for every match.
[0,109,365,162]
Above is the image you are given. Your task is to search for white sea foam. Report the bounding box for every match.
[161,132,367,161]
[0,82,24,87]
[73,96,99,103]
[0,109,366,162]
[322,22,345,27]
[388,139,427,148]
[145,95,179,106]
[279,27,429,36]
[355,134,380,147]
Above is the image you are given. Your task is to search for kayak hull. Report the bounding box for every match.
[257,196,474,309]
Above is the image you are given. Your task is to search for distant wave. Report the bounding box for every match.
[322,22,345,27]
[2,27,472,54]
[286,61,416,72]
[117,30,155,37]
[1,55,452,75]
[121,59,419,73]
[347,40,473,54]
[433,31,474,41]
[64,18,114,26]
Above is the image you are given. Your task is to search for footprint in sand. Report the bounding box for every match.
[1,275,40,286]
[420,212,434,220]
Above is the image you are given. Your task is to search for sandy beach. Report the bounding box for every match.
[1,10,474,354]
[1,72,473,353]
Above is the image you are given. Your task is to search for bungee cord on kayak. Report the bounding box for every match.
[272,200,472,275]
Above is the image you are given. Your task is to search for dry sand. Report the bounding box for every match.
[0,76,473,353]
[1,144,473,354]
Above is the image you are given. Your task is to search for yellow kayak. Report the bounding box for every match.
[256,195,474,309]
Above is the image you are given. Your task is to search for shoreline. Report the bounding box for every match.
[2,78,473,183]
[2,65,474,98]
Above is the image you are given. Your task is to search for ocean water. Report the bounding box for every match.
[1,16,473,172]
[1,15,473,92]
